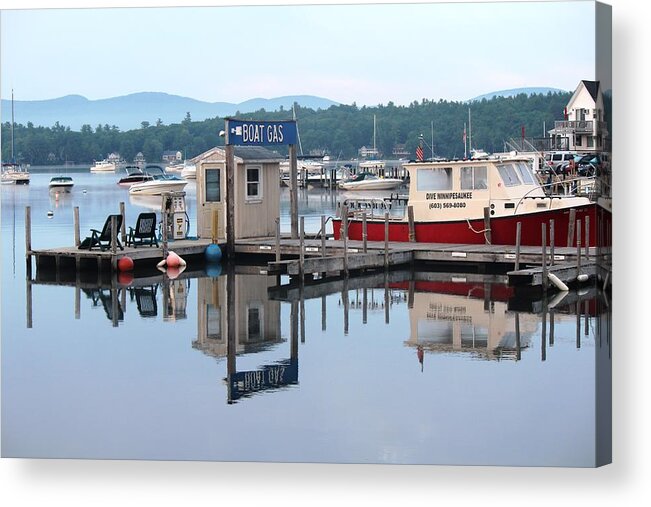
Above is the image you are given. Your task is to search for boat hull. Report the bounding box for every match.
[128,181,188,196]
[338,179,404,191]
[332,203,611,247]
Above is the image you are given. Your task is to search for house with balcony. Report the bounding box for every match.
[548,80,609,153]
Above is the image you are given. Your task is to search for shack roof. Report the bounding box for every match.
[189,146,284,164]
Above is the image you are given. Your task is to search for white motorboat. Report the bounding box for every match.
[49,176,74,191]
[128,168,188,195]
[91,159,117,172]
[2,162,30,185]
[338,172,404,191]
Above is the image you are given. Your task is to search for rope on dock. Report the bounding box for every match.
[465,217,491,244]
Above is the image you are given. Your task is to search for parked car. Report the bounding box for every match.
[544,152,576,173]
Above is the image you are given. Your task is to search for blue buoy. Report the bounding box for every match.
[205,243,222,263]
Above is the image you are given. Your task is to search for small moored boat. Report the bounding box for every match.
[49,176,74,191]
[117,165,154,187]
[128,165,188,195]
[91,159,117,172]
[338,172,404,191]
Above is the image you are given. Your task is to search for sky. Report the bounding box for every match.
[0,0,596,106]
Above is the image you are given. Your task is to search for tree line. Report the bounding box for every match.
[1,91,572,166]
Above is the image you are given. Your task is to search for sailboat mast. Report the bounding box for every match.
[373,114,377,153]
[11,89,15,163]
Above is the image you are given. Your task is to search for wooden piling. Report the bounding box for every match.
[226,144,236,255]
[362,213,368,253]
[321,295,327,331]
[515,221,521,271]
[515,313,521,361]
[384,212,389,269]
[110,215,117,254]
[74,206,80,247]
[289,144,298,239]
[275,217,281,263]
[567,208,576,247]
[25,206,32,254]
[585,215,590,257]
[549,219,555,266]
[321,215,326,257]
[408,206,415,242]
[541,223,548,291]
[541,304,547,361]
[483,207,492,244]
[162,211,169,258]
[299,216,305,279]
[342,206,349,276]
[119,201,126,244]
[362,287,368,324]
[576,219,582,277]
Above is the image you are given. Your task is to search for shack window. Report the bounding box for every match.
[417,167,452,191]
[246,166,262,201]
[205,168,221,202]
[496,164,521,187]
[460,166,488,190]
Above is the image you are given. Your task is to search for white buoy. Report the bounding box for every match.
[577,273,589,283]
[548,272,569,291]
[47,210,54,218]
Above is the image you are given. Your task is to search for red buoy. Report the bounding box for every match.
[117,256,134,272]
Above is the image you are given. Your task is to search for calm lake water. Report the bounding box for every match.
[1,168,611,466]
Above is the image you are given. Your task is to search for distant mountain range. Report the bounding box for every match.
[1,87,569,131]
[470,87,568,101]
[0,92,340,131]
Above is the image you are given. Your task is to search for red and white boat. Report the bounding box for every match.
[332,155,611,247]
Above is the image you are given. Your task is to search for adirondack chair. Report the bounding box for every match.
[89,214,124,251]
[127,212,159,248]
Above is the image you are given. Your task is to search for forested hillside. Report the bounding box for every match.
[1,91,572,165]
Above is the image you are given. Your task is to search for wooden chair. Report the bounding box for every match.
[127,212,159,248]
[90,214,124,251]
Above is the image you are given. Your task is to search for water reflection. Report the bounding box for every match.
[25,266,611,402]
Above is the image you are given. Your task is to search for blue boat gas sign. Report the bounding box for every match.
[226,119,297,146]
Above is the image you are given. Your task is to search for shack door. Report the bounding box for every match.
[197,162,225,240]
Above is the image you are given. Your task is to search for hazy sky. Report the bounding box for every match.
[1,1,596,105]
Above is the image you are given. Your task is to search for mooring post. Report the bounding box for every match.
[384,211,389,269]
[225,143,236,257]
[483,207,492,244]
[119,201,126,244]
[585,215,590,257]
[289,144,298,238]
[162,210,169,258]
[74,206,80,247]
[299,216,305,280]
[408,205,415,242]
[576,219,582,278]
[342,206,349,276]
[567,208,577,247]
[321,215,326,257]
[542,223,548,291]
[110,215,117,254]
[275,217,281,263]
[547,219,554,266]
[25,206,32,279]
[362,212,368,253]
[515,221,522,271]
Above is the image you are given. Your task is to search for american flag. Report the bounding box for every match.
[416,144,424,161]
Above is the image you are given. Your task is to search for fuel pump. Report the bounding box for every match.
[161,191,188,240]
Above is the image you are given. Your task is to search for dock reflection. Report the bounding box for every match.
[26,265,611,404]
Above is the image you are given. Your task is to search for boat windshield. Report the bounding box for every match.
[512,161,536,185]
[496,163,522,187]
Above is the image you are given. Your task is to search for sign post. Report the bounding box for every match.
[224,118,298,254]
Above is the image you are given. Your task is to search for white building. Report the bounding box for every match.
[548,80,609,153]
